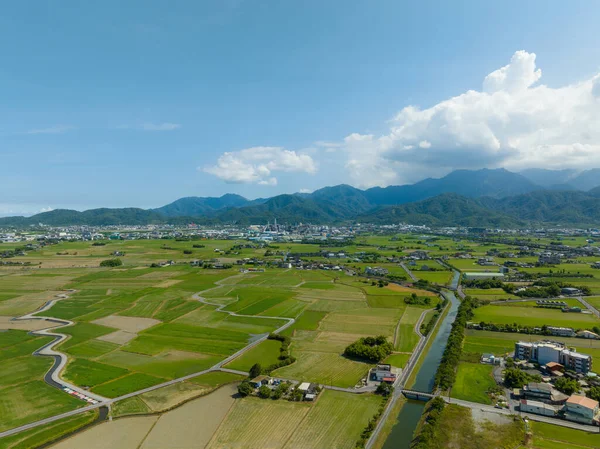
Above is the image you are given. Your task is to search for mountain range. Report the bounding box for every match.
[3,168,600,228]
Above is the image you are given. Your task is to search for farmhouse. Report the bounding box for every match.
[371,364,397,383]
[538,253,561,265]
[577,330,600,340]
[410,250,429,260]
[547,326,576,337]
[365,266,389,276]
[250,375,271,388]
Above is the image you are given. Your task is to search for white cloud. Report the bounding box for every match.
[299,188,312,193]
[140,122,181,131]
[203,146,317,185]
[39,207,54,213]
[27,125,74,135]
[315,140,342,153]
[335,50,600,186]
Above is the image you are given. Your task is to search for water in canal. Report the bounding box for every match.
[381,281,460,449]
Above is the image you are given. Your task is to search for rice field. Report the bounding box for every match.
[274,351,370,387]
[207,396,311,449]
[472,304,600,329]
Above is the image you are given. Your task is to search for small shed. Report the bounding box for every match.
[250,375,270,388]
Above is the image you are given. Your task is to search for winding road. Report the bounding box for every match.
[11,291,110,403]
[1,277,297,439]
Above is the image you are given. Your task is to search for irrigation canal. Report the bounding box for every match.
[381,271,461,449]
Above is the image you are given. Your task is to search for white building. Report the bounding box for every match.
[519,399,558,417]
[514,341,593,373]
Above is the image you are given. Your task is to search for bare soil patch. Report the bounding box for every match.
[138,382,211,413]
[96,330,137,345]
[141,383,237,449]
[92,315,160,333]
[137,270,184,280]
[50,416,158,449]
[0,316,61,331]
[386,284,437,296]
[153,279,183,288]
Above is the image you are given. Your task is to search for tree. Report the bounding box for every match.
[238,381,253,397]
[587,386,600,402]
[554,377,580,395]
[100,258,122,267]
[258,385,271,399]
[249,363,262,379]
[344,335,393,363]
[376,382,394,397]
[503,368,541,388]
[271,388,283,399]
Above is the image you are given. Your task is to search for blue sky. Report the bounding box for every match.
[2,1,600,215]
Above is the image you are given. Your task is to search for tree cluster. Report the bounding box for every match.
[412,397,446,449]
[99,258,123,267]
[554,377,580,395]
[263,333,296,373]
[503,368,542,388]
[344,336,393,363]
[404,293,432,306]
[434,296,478,390]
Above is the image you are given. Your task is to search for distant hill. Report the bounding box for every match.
[480,190,600,224]
[153,194,250,217]
[363,168,540,206]
[3,167,600,227]
[0,208,167,226]
[520,168,600,191]
[357,194,523,227]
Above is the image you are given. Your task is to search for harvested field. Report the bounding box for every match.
[206,394,310,449]
[137,270,185,280]
[274,351,370,388]
[143,383,237,449]
[386,284,436,296]
[138,381,211,412]
[96,330,137,345]
[50,416,158,449]
[0,316,61,331]
[297,290,365,302]
[92,315,160,332]
[153,279,183,288]
[282,390,382,449]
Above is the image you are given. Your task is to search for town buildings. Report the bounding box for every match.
[514,341,593,373]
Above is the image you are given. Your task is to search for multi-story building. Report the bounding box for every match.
[564,395,600,425]
[514,341,592,373]
[521,382,568,405]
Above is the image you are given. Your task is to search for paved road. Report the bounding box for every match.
[2,277,297,439]
[11,291,109,403]
[399,263,418,282]
[414,308,434,338]
[577,296,600,318]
